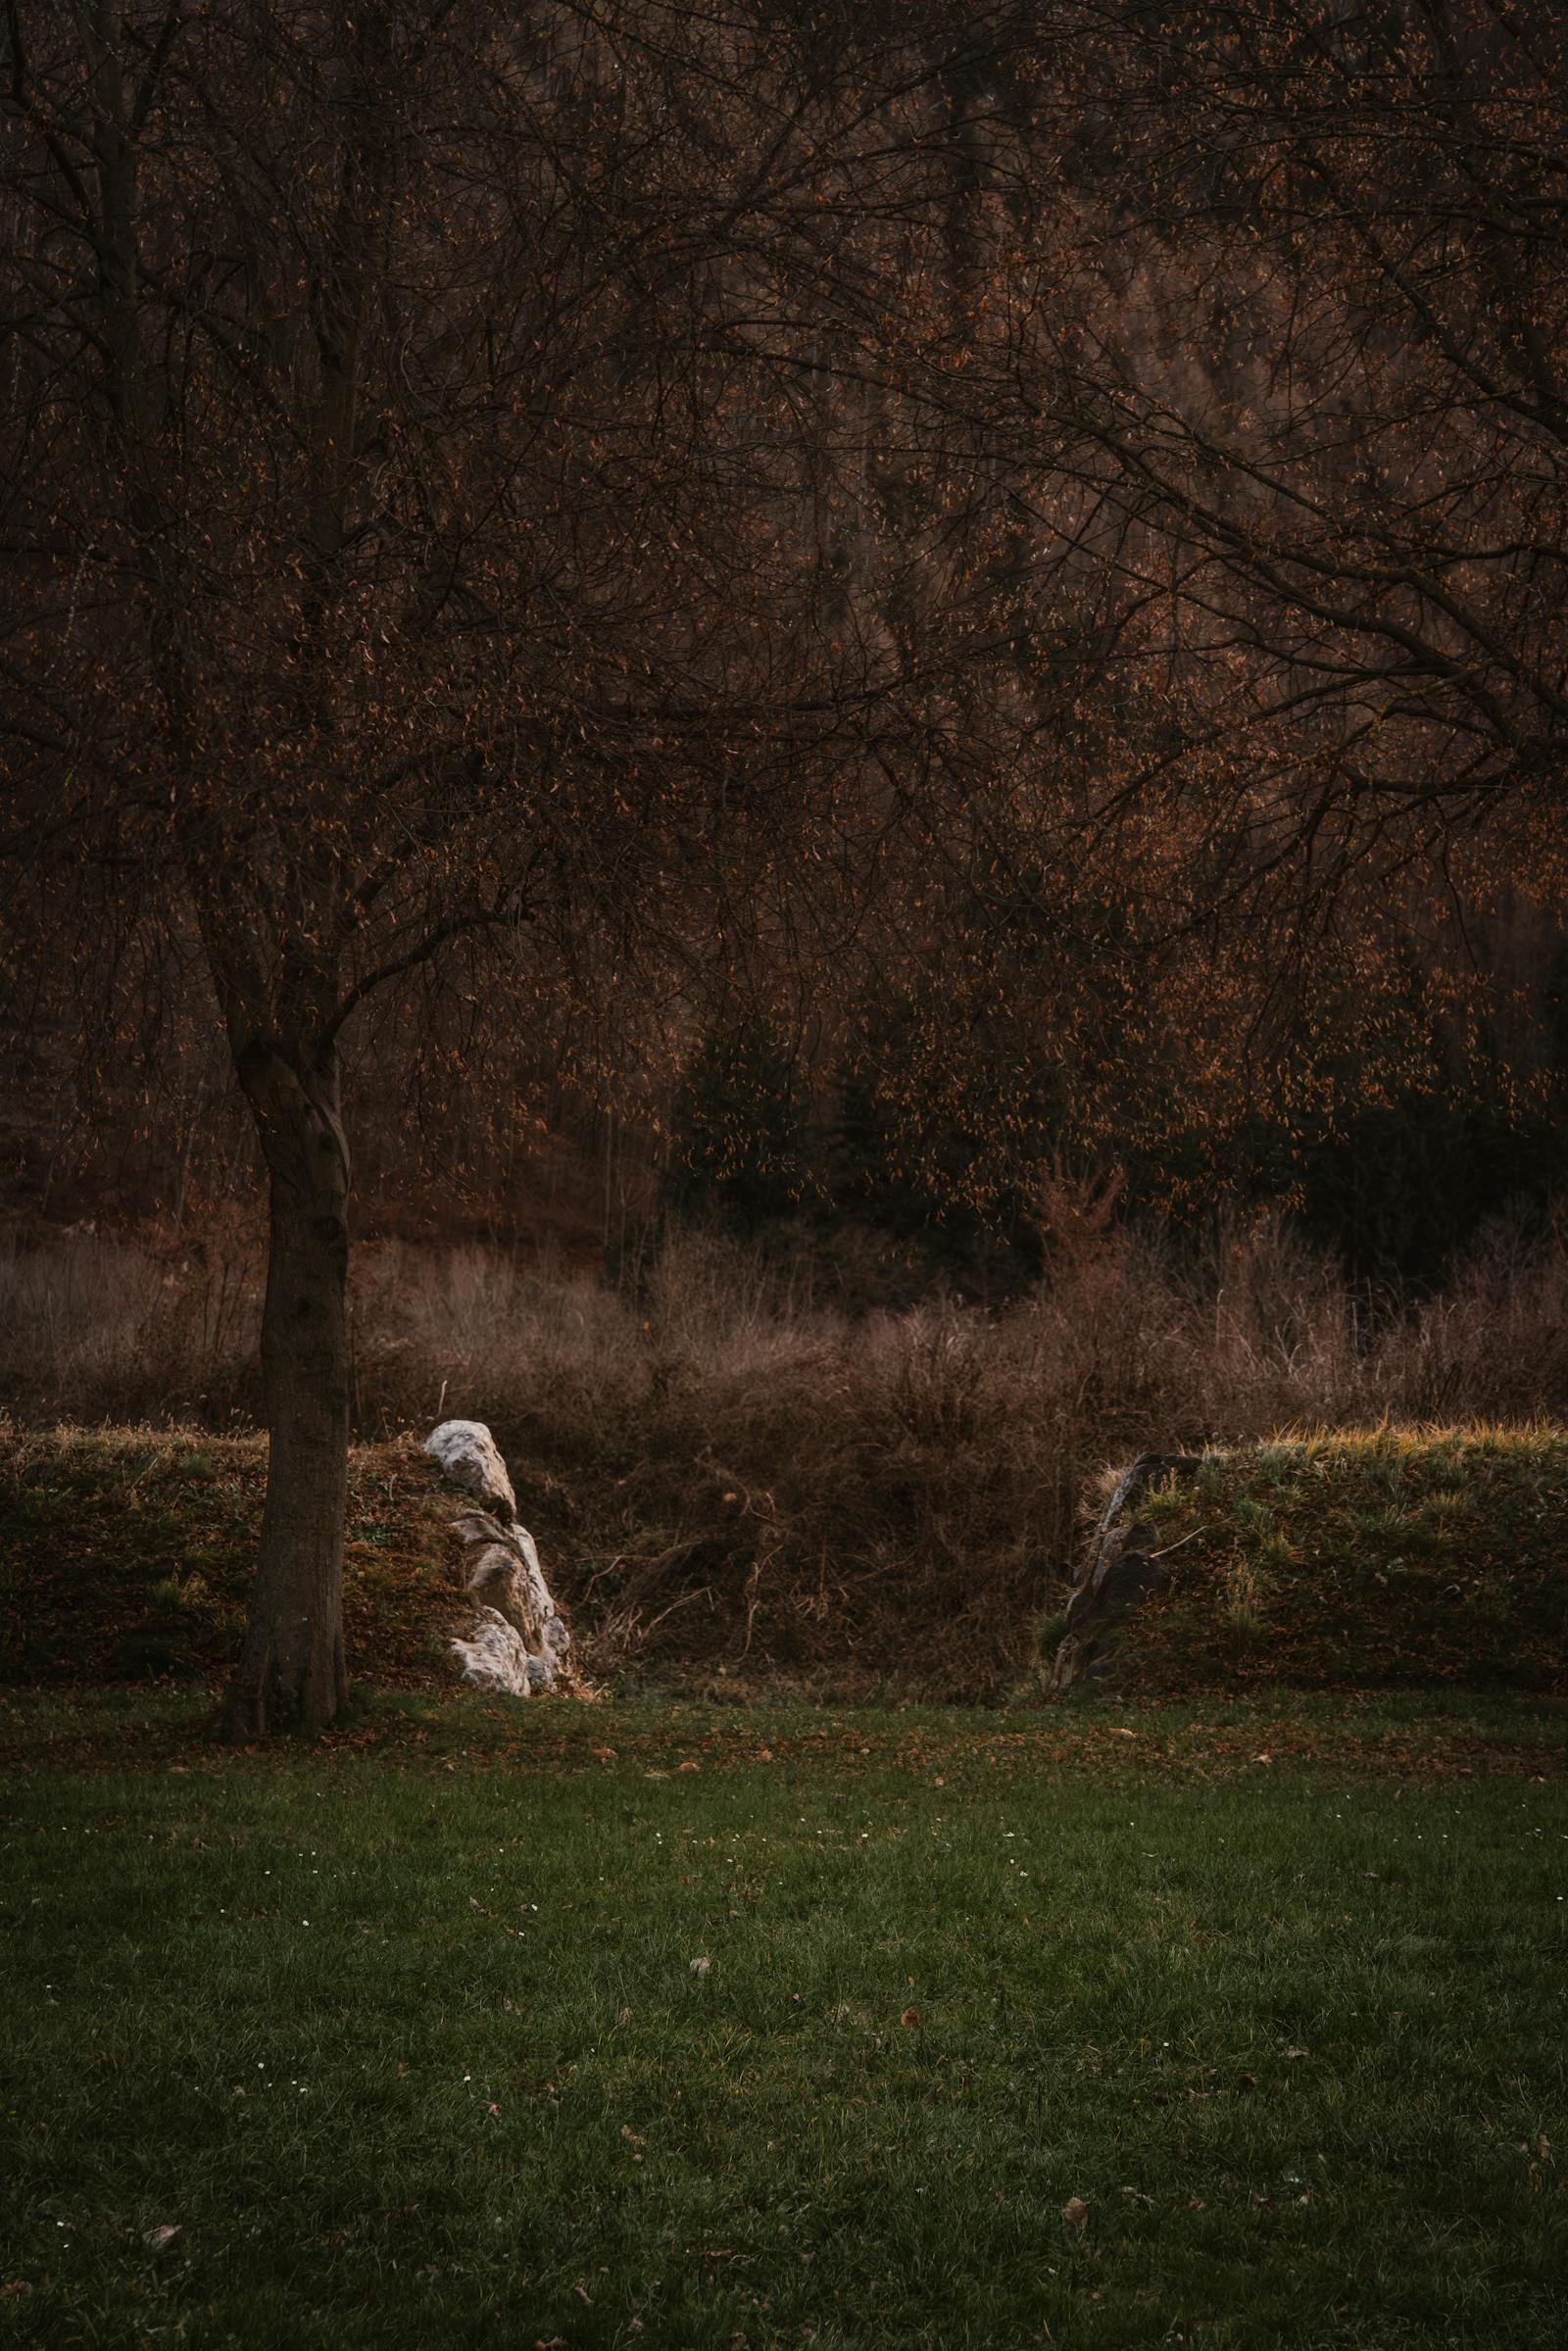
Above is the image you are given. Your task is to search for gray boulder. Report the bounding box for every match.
[423,1420,517,1518]
[450,1605,533,1697]
[1049,1454,1202,1696]
[425,1423,577,1697]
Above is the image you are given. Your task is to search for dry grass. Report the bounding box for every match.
[5,1219,1568,1689]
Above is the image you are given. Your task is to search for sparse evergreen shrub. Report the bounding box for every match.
[825,978,1070,1294]
[661,1017,816,1237]
[1292,1084,1558,1286]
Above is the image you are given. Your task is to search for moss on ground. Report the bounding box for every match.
[0,1425,460,1689]
[1094,1426,1568,1695]
[6,1420,1568,1699]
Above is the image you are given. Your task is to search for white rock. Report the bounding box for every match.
[427,1419,578,1700]
[451,1606,531,1695]
[424,1420,516,1518]
[512,1523,557,1632]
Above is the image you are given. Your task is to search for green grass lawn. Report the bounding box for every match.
[4,1693,1567,2349]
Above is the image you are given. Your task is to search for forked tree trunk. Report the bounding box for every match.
[220,1039,352,1739]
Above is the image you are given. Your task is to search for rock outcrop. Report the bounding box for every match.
[424,1420,576,1697]
[1047,1452,1202,1696]
[423,1419,517,1519]
[450,1606,540,1695]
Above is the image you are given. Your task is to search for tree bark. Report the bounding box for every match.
[220,1040,352,1739]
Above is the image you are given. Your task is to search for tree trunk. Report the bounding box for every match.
[221,1040,352,1739]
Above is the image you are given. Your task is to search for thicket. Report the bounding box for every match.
[662,938,1568,1297]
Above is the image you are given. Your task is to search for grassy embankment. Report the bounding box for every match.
[3,1690,1566,2349]
[4,1421,1568,1697]
[1060,1426,1568,1698]
[0,1426,459,1691]
[13,1216,1568,1690]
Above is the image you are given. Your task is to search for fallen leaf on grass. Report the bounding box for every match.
[1061,2197,1089,2233]
[900,2006,921,2029]
[144,2226,180,2252]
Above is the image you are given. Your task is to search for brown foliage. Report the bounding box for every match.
[7,1,1568,1721]
[2,0,1043,1724]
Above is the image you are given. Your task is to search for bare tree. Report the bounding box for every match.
[984,0,1568,919]
[0,0,1046,1731]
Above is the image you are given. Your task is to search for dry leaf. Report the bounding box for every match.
[1061,2196,1089,2233]
[144,2226,180,2252]
[901,2006,921,2028]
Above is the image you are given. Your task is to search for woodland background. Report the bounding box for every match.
[6,0,1568,1692]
